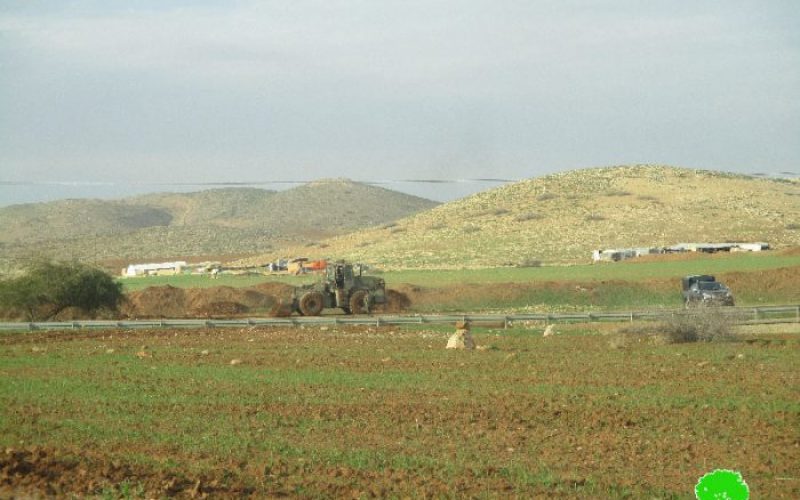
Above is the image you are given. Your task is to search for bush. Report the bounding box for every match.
[609,308,739,347]
[0,261,124,321]
[517,258,542,268]
[514,211,543,222]
[661,308,738,343]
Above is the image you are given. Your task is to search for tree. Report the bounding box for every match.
[0,261,124,321]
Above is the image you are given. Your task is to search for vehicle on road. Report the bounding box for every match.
[681,274,735,307]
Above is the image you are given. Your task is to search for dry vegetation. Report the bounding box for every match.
[0,180,437,268]
[239,165,800,269]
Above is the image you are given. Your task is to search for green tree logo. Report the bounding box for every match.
[695,469,749,500]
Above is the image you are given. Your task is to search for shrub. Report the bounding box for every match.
[605,189,632,197]
[514,212,543,222]
[786,223,800,230]
[537,193,557,201]
[660,308,738,343]
[610,308,739,347]
[585,213,606,221]
[0,260,124,321]
[517,258,542,268]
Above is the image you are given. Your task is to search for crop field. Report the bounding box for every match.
[114,252,800,316]
[120,251,800,292]
[1,323,798,498]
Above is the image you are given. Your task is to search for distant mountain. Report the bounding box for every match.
[235,165,800,269]
[0,180,438,269]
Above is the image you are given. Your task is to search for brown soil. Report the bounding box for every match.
[0,446,253,498]
[779,246,800,256]
[122,283,411,319]
[719,266,800,297]
[631,251,727,263]
[377,289,412,313]
[121,285,188,318]
[1,325,797,498]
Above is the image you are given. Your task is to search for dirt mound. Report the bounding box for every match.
[192,301,249,318]
[719,266,800,299]
[381,289,412,313]
[185,286,277,314]
[122,284,289,319]
[251,281,296,298]
[122,285,187,318]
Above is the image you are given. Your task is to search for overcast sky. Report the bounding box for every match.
[1,1,798,206]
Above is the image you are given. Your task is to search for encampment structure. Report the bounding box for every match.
[592,242,770,262]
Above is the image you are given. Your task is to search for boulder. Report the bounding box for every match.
[447,325,475,350]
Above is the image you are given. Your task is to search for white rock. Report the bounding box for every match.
[446,329,475,350]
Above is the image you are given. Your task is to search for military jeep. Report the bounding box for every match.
[681,275,735,307]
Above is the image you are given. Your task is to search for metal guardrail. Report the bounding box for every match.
[1,305,799,332]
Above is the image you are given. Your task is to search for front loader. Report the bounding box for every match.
[283,261,386,316]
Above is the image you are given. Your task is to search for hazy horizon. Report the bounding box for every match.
[1,165,798,208]
[2,1,798,207]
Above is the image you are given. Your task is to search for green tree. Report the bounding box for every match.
[0,261,124,321]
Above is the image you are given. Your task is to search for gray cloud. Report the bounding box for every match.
[1,1,798,205]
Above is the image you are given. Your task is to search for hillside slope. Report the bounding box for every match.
[0,180,438,266]
[238,165,800,269]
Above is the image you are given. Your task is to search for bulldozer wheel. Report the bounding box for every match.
[299,291,324,316]
[349,290,370,315]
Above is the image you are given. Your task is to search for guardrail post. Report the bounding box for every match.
[376,317,381,327]
[796,306,799,323]
[629,312,633,323]
[504,316,509,329]
[753,308,758,322]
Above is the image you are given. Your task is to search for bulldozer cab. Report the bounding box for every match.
[328,263,356,289]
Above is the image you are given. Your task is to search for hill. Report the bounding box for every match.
[0,180,438,269]
[236,165,800,269]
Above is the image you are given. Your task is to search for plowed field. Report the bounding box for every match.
[1,324,798,498]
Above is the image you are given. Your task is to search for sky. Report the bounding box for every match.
[1,0,798,206]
